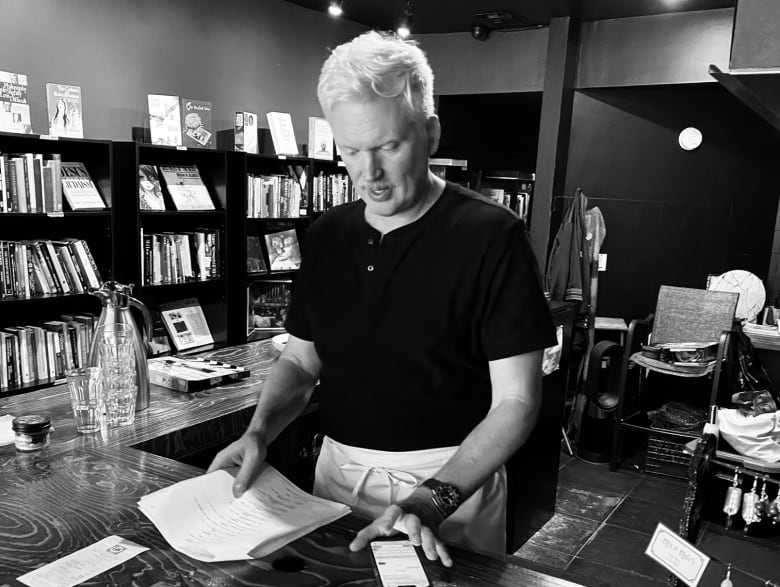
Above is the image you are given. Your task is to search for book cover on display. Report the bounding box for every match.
[45,83,84,139]
[246,236,267,273]
[247,279,292,336]
[234,111,258,154]
[0,70,32,134]
[60,162,106,210]
[264,229,301,271]
[147,94,182,146]
[266,112,298,156]
[138,164,166,211]
[158,298,215,351]
[158,165,214,210]
[180,98,213,149]
[308,116,334,160]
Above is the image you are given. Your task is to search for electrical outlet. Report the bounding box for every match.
[598,253,607,271]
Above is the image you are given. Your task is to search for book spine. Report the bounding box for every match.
[5,333,19,387]
[0,154,6,213]
[80,240,102,286]
[12,158,26,213]
[38,241,67,294]
[148,369,193,393]
[0,335,7,389]
[7,242,19,297]
[33,155,44,213]
[23,154,35,213]
[0,241,10,296]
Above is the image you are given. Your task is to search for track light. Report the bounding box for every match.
[328,0,343,17]
[397,0,414,38]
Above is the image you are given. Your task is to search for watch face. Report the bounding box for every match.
[433,484,461,513]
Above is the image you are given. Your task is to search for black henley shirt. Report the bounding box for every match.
[285,181,556,451]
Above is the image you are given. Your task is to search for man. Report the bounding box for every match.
[208,30,555,564]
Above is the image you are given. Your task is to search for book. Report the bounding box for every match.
[234,111,258,154]
[158,165,215,211]
[308,116,334,160]
[137,465,350,562]
[248,279,291,334]
[138,164,166,211]
[147,94,182,146]
[266,112,299,156]
[148,356,250,393]
[0,70,32,134]
[158,298,214,351]
[60,162,106,210]
[180,98,214,149]
[45,83,84,139]
[264,229,301,271]
[246,236,267,273]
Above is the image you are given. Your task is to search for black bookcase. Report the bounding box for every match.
[0,131,114,394]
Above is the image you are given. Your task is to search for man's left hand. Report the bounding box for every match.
[348,492,454,567]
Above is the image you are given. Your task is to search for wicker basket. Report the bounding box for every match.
[644,426,698,479]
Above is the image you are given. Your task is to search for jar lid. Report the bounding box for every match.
[12,414,52,433]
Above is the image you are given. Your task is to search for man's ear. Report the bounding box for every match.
[426,115,441,156]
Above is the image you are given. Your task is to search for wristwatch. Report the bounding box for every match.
[421,478,462,517]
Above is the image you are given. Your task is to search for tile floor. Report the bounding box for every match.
[515,450,780,587]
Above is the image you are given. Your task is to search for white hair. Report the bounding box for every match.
[317,30,435,120]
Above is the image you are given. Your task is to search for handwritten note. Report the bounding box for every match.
[138,465,350,561]
[17,535,148,587]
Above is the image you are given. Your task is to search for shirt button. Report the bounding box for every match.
[368,238,374,245]
[367,265,374,272]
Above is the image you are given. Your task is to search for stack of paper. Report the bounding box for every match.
[138,465,350,562]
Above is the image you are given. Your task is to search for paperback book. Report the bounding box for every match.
[266,112,298,156]
[264,229,301,271]
[46,83,84,138]
[159,298,214,351]
[246,236,267,273]
[147,94,182,146]
[138,165,166,211]
[234,111,258,154]
[60,162,106,210]
[158,165,214,210]
[0,70,32,134]
[308,116,334,160]
[148,356,250,393]
[180,98,213,149]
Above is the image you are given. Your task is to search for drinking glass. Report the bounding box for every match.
[66,367,104,433]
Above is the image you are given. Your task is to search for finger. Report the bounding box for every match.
[402,514,423,547]
[420,526,438,561]
[206,445,234,474]
[232,447,262,498]
[349,507,402,551]
[436,539,453,568]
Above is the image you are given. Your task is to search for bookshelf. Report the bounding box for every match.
[0,131,113,395]
[0,130,350,396]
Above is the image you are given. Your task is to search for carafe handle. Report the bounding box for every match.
[128,295,154,350]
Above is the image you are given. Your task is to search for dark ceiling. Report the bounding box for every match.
[284,0,735,35]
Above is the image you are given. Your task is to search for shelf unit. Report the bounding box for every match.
[0,131,114,395]
[0,130,355,397]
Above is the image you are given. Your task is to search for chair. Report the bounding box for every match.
[610,285,739,474]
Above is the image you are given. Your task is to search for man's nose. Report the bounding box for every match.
[361,151,383,181]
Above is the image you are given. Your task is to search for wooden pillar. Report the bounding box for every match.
[530,16,579,273]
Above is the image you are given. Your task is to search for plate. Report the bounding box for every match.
[707,269,765,322]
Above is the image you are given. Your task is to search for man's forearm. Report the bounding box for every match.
[246,357,317,446]
[431,395,540,499]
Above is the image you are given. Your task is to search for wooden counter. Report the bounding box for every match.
[0,340,602,587]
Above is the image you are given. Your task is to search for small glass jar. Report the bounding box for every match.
[11,415,53,452]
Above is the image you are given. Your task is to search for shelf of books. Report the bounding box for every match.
[310,158,356,214]
[111,141,228,355]
[0,132,112,395]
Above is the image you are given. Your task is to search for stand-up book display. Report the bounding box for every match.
[138,165,166,211]
[45,83,84,139]
[159,298,215,351]
[180,98,213,149]
[264,229,301,271]
[308,116,334,160]
[60,162,106,210]
[158,165,215,210]
[0,70,32,134]
[234,111,258,154]
[266,112,299,156]
[147,94,182,147]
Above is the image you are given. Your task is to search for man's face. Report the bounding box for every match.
[328,96,440,223]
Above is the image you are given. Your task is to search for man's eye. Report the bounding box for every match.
[382,143,399,151]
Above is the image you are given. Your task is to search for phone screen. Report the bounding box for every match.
[369,540,430,587]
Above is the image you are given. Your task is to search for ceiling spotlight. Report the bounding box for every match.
[328,0,343,17]
[397,0,414,38]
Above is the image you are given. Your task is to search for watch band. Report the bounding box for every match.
[421,478,462,517]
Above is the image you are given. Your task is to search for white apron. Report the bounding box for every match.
[313,435,507,556]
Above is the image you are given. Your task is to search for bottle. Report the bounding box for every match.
[88,281,154,412]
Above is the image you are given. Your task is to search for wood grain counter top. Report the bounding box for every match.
[0,340,606,586]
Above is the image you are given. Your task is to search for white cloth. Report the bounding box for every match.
[313,435,507,556]
[718,409,780,462]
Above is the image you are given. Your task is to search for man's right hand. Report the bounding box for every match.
[206,430,268,498]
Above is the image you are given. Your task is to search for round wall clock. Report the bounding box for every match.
[708,269,765,322]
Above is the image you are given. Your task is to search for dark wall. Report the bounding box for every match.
[562,84,780,320]
[436,92,542,172]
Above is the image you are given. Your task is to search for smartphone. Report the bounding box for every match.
[369,540,430,587]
